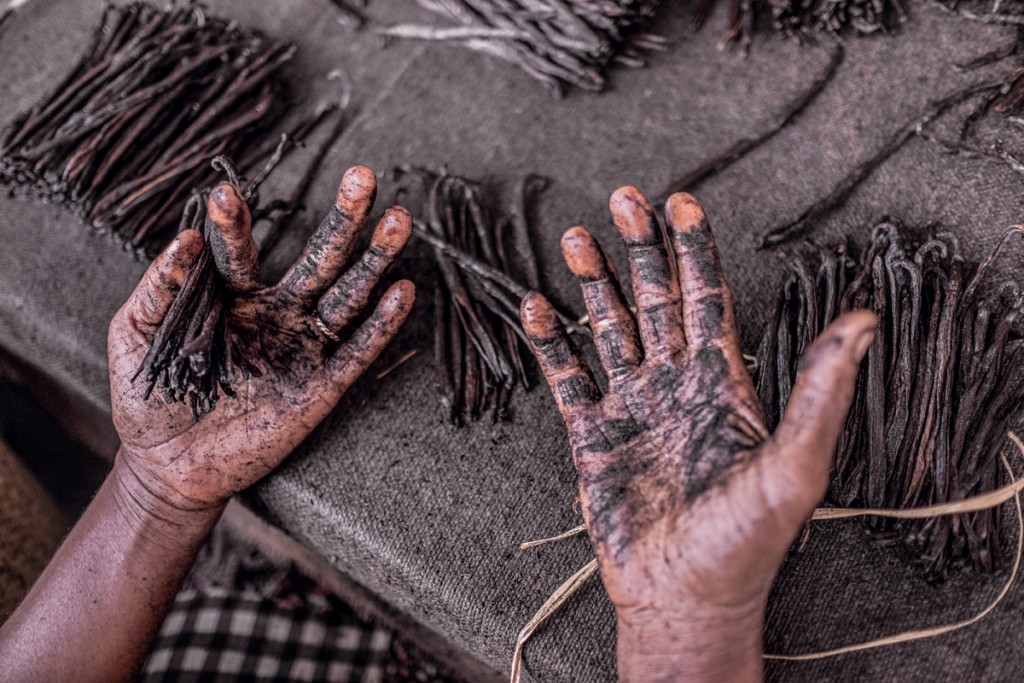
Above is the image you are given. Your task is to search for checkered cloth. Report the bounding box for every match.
[139,587,392,683]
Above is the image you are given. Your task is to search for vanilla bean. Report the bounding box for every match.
[257,102,349,259]
[703,0,907,48]
[760,81,1004,248]
[659,42,843,201]
[413,225,585,334]
[511,174,547,291]
[924,0,1024,26]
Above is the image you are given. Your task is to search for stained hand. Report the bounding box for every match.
[108,166,415,511]
[521,188,876,681]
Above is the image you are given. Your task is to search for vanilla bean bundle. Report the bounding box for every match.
[377,0,665,96]
[134,157,275,420]
[403,170,582,424]
[755,224,1024,578]
[693,0,908,47]
[0,0,293,256]
[423,172,535,423]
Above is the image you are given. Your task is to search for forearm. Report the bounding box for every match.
[0,449,224,683]
[616,602,766,683]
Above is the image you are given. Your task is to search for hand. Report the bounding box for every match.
[520,187,875,681]
[108,166,415,512]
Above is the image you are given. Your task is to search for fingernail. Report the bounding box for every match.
[851,327,875,363]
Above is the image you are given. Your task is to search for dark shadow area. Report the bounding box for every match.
[0,379,108,522]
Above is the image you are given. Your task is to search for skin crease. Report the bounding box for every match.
[521,188,877,683]
[0,166,416,682]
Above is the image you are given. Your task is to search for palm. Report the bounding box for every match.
[521,187,875,620]
[109,166,415,509]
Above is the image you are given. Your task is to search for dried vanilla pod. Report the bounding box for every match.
[758,37,1024,249]
[376,0,666,96]
[0,0,294,256]
[755,223,1024,579]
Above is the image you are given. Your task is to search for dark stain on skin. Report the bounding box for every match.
[556,376,601,405]
[640,301,677,345]
[579,439,673,558]
[630,245,674,288]
[621,230,663,248]
[577,417,647,453]
[693,292,725,341]
[306,206,350,259]
[528,334,573,368]
[597,330,631,370]
[648,362,679,395]
[227,290,327,384]
[680,402,742,502]
[672,218,712,250]
[572,342,768,560]
[581,281,613,316]
[802,332,844,371]
[674,219,721,290]
[209,231,238,287]
[281,205,353,294]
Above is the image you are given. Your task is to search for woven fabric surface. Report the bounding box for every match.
[2,1,1024,682]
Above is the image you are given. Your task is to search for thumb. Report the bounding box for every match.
[762,310,877,517]
[120,229,205,337]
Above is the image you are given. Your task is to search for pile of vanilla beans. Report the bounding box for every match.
[378,0,665,95]
[755,224,1024,579]
[405,170,578,424]
[0,0,293,256]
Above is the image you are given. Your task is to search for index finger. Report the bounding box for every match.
[120,229,205,338]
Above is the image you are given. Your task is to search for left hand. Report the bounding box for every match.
[108,166,415,512]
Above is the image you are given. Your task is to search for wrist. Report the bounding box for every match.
[112,450,225,547]
[616,598,766,683]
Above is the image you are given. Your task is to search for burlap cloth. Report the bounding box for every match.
[1,1,1023,680]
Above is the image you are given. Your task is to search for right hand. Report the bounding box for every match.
[109,165,416,513]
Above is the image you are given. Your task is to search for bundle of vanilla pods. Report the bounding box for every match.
[132,159,256,419]
[417,172,538,423]
[377,0,665,96]
[756,224,1024,579]
[691,0,908,48]
[401,169,583,424]
[0,0,293,256]
[131,136,327,419]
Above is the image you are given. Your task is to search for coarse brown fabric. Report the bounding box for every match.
[0,438,65,620]
[1,1,1023,681]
